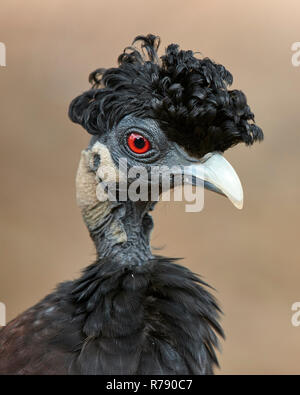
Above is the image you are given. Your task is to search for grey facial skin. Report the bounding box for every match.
[89,115,195,170]
[79,115,243,264]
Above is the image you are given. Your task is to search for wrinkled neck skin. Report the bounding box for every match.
[87,199,155,263]
[76,149,155,263]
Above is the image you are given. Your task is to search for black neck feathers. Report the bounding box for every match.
[68,256,223,374]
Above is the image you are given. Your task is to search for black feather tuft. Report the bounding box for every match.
[69,34,263,157]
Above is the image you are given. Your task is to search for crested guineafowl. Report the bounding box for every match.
[0,34,263,375]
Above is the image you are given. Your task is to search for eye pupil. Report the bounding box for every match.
[134,137,145,149]
[127,132,151,154]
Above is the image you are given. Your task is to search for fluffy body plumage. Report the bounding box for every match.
[0,258,222,374]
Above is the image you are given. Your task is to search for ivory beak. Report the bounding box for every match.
[184,152,244,209]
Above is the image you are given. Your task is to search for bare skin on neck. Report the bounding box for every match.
[75,143,153,262]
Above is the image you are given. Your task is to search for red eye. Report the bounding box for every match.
[127,132,151,154]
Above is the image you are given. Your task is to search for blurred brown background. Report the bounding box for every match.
[0,0,300,374]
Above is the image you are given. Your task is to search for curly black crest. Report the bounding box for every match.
[69,34,263,157]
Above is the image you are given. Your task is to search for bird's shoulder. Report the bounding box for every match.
[0,281,78,374]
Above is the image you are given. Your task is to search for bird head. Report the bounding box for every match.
[69,34,263,236]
